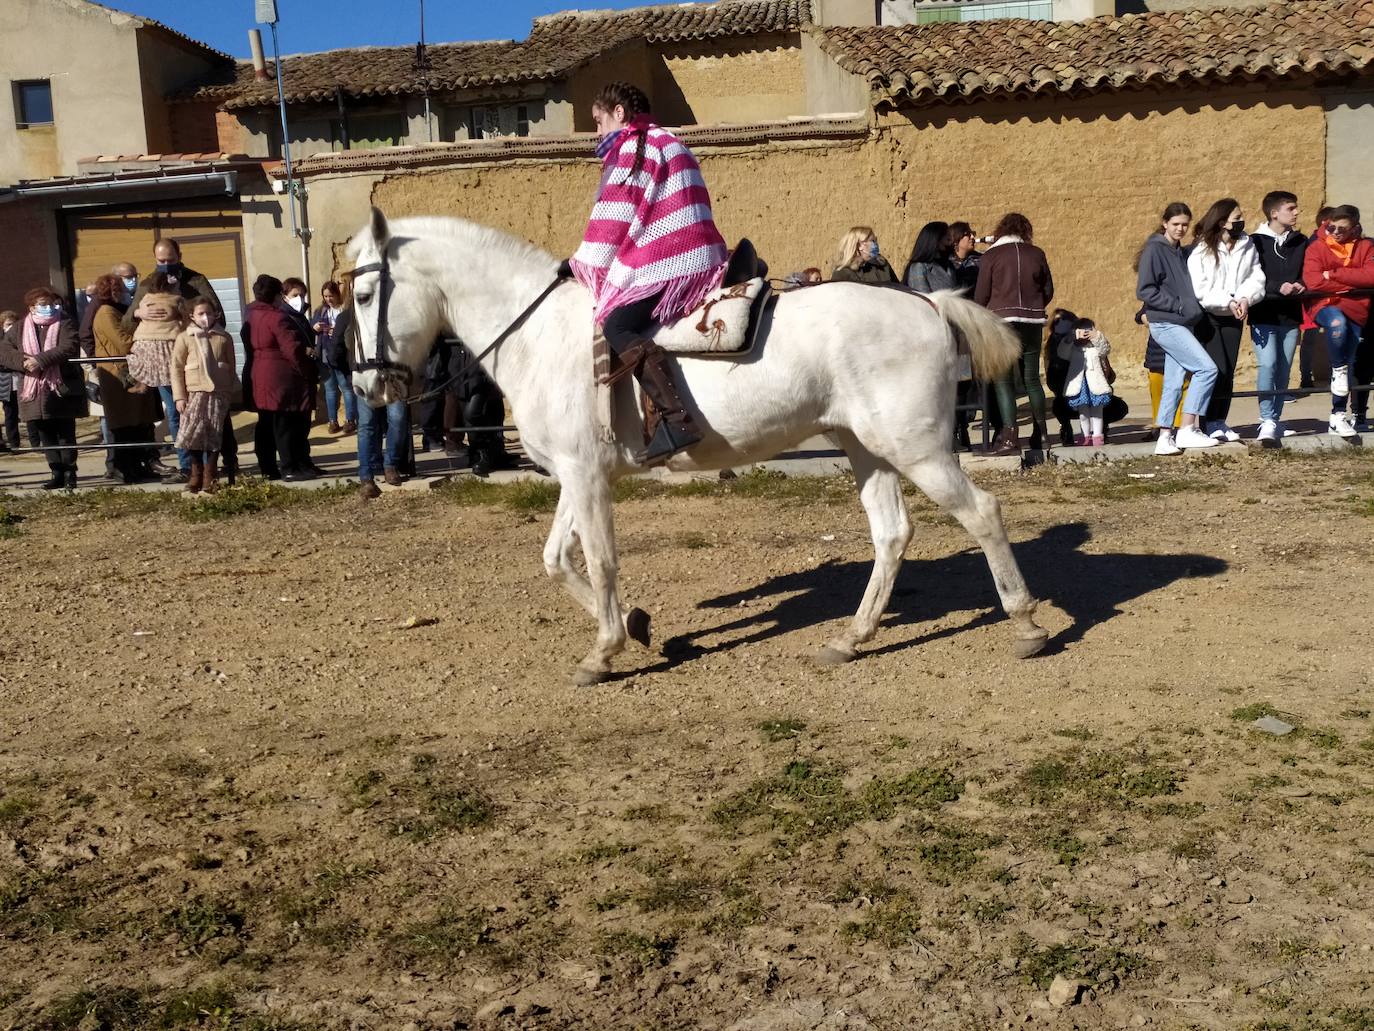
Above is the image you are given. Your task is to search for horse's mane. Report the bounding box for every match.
[345,215,554,272]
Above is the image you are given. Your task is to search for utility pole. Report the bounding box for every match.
[256,0,312,294]
[418,0,434,142]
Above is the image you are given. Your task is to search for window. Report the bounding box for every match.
[462,101,541,141]
[336,112,406,151]
[13,80,53,128]
[915,0,1053,22]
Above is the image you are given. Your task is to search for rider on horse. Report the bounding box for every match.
[563,82,729,466]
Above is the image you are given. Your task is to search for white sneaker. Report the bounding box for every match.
[1207,421,1241,442]
[1256,419,1279,442]
[1177,426,1219,449]
[1332,366,1349,395]
[1154,430,1181,456]
[1330,413,1358,438]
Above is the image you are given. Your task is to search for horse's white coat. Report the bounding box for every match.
[346,213,1048,682]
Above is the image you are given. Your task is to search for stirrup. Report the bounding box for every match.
[635,418,701,467]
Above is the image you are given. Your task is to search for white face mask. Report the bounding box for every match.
[286,295,305,312]
[193,313,213,330]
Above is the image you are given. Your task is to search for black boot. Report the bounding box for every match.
[41,467,64,490]
[64,469,77,490]
[631,343,702,467]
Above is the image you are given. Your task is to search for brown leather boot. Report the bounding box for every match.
[202,453,220,494]
[185,456,204,493]
[987,427,1021,456]
[631,343,702,466]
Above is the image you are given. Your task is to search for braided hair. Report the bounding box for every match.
[592,81,651,177]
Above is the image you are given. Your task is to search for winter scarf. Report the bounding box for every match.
[571,115,728,327]
[20,314,62,402]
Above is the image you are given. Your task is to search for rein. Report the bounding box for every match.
[343,250,567,404]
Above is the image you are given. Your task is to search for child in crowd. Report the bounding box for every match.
[128,274,184,392]
[170,297,239,493]
[1064,316,1114,447]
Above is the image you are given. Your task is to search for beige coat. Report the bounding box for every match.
[132,291,185,341]
[170,327,239,402]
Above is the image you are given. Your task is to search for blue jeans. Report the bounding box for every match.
[1250,324,1299,423]
[322,368,358,426]
[1152,321,1218,428]
[357,399,409,481]
[157,384,190,472]
[1314,306,1362,414]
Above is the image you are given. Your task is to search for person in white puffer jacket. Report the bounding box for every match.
[1188,197,1266,442]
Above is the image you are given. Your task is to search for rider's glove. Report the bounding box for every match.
[557,259,574,280]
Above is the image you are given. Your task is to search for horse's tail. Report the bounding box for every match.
[924,290,1020,382]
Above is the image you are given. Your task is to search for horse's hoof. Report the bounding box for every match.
[1012,632,1049,659]
[571,666,609,687]
[626,607,652,648]
[816,644,857,666]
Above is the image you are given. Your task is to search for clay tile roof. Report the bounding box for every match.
[181,0,810,110]
[813,0,1374,106]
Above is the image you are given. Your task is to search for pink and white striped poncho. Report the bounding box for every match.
[570,116,728,326]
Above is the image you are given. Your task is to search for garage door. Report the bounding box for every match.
[65,200,246,355]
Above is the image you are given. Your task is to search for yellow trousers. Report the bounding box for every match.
[1148,370,1187,429]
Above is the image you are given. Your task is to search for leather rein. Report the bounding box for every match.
[343,248,567,405]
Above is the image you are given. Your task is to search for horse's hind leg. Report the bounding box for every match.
[543,492,651,648]
[820,434,911,664]
[557,475,628,685]
[903,452,1048,658]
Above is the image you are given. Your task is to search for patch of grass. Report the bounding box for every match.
[0,504,23,539]
[1014,747,1181,807]
[710,760,961,841]
[1011,932,1149,990]
[1170,831,1215,861]
[182,480,357,522]
[1231,702,1282,722]
[757,718,806,743]
[163,755,212,781]
[621,803,674,822]
[912,821,1003,884]
[0,793,38,830]
[614,469,856,506]
[633,876,715,913]
[700,884,765,935]
[432,476,560,513]
[1040,828,1090,868]
[569,841,638,864]
[590,889,630,913]
[597,930,677,968]
[1051,727,1095,741]
[275,862,378,930]
[962,895,1012,923]
[1230,705,1343,750]
[674,531,711,549]
[162,896,244,953]
[840,891,921,947]
[1074,467,1214,501]
[391,906,493,968]
[348,763,495,840]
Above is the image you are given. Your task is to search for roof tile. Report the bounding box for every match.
[813,0,1374,104]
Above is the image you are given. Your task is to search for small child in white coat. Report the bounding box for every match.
[1064,317,1115,447]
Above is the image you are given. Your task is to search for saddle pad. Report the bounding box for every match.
[653,277,765,354]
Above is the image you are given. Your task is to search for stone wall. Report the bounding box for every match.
[270,84,1328,363]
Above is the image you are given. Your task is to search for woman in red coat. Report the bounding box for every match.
[1302,205,1374,436]
[241,274,316,479]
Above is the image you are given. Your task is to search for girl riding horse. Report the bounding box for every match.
[565,82,728,467]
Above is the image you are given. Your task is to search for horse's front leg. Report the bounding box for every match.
[560,475,628,685]
[820,435,911,664]
[542,490,651,649]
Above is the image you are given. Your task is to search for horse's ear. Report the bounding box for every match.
[369,207,390,248]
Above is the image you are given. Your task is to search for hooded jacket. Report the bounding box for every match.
[1249,224,1309,326]
[1136,234,1204,327]
[1187,234,1265,317]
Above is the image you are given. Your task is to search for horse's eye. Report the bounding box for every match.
[356,292,372,305]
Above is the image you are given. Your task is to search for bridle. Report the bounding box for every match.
[342,247,568,405]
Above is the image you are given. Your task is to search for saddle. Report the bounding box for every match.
[650,238,775,360]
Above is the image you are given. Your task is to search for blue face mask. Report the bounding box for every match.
[34,304,56,320]
[122,276,138,293]
[868,240,881,261]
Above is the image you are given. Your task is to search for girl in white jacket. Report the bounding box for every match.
[1188,198,1265,441]
[1065,318,1114,447]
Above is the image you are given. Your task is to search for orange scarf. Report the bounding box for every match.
[1323,230,1356,267]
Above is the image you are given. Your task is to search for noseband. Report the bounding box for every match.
[343,249,569,405]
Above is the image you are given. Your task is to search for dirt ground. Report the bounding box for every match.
[1,450,1372,1031]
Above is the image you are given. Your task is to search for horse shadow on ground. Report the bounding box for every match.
[648,521,1227,669]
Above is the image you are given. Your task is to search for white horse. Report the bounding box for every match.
[346,209,1049,684]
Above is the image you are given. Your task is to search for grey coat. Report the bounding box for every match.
[905,260,957,294]
[1136,234,1204,327]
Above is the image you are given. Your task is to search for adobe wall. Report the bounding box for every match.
[284,86,1327,363]
[654,36,808,126]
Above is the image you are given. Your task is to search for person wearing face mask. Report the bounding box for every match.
[86,274,161,483]
[123,238,223,333]
[171,298,240,493]
[1302,204,1374,437]
[0,288,88,489]
[0,310,19,452]
[279,277,323,474]
[1187,198,1265,442]
[1137,202,1219,455]
[974,212,1054,455]
[242,274,316,481]
[311,280,355,435]
[830,227,897,284]
[1248,192,1308,443]
[129,272,193,482]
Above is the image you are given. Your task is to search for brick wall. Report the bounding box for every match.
[329,84,1326,363]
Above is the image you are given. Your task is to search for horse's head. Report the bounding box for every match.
[346,207,444,406]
